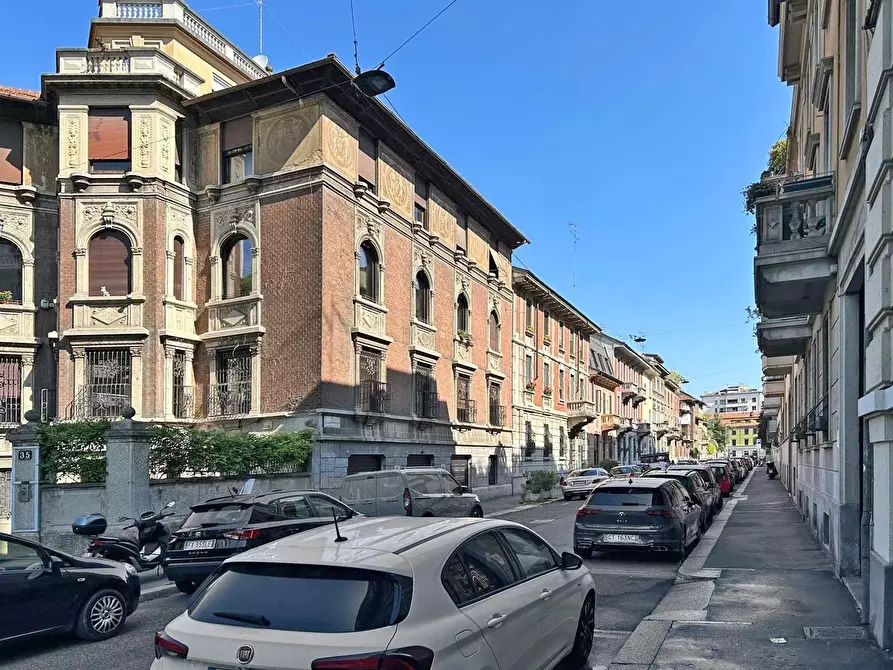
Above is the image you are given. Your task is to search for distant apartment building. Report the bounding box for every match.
[700,385,763,415]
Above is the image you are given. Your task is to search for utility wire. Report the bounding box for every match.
[349,0,361,74]
[382,93,409,126]
[193,1,256,11]
[374,0,461,69]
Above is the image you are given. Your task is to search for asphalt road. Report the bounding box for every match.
[3,500,677,670]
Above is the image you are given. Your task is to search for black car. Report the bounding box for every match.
[573,478,702,560]
[667,464,724,512]
[0,532,140,644]
[163,490,358,594]
[642,469,715,529]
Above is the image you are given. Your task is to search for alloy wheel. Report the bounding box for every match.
[90,594,124,634]
[576,596,595,659]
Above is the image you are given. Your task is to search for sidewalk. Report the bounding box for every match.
[609,471,893,669]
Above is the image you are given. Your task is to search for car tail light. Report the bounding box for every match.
[222,528,261,541]
[576,507,600,516]
[646,509,674,519]
[559,477,566,485]
[403,488,412,515]
[312,646,434,670]
[154,631,188,659]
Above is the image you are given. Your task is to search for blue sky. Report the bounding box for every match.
[2,1,790,397]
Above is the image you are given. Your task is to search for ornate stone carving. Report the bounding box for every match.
[219,305,251,328]
[413,247,432,269]
[131,247,143,256]
[73,247,87,257]
[90,306,127,326]
[456,275,469,293]
[20,355,34,367]
[0,314,18,334]
[71,349,86,360]
[138,116,151,169]
[190,131,199,187]
[212,204,255,242]
[455,339,471,362]
[415,325,435,350]
[356,303,384,334]
[165,250,175,260]
[66,116,79,169]
[129,347,143,357]
[490,293,500,313]
[0,209,29,232]
[160,119,172,174]
[82,201,138,226]
[208,255,219,266]
[257,108,320,174]
[487,352,501,373]
[355,208,381,241]
[326,120,353,175]
[199,127,219,188]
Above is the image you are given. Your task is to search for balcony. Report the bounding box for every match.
[57,48,203,96]
[415,390,439,420]
[763,376,786,397]
[567,400,597,437]
[754,173,835,319]
[97,0,268,80]
[172,384,195,419]
[70,384,131,419]
[489,404,506,427]
[621,382,646,407]
[762,355,796,376]
[358,380,389,414]
[207,381,252,417]
[599,413,621,432]
[757,315,813,357]
[457,399,477,424]
[635,422,651,434]
[774,0,807,82]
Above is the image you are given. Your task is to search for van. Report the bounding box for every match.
[340,467,484,518]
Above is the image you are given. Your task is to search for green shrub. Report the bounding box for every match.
[597,459,619,472]
[527,470,558,494]
[38,420,111,483]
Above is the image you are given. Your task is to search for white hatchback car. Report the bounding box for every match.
[152,516,595,670]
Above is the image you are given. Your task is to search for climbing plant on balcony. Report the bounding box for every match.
[743,138,788,216]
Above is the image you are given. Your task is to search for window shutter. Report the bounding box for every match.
[173,236,185,300]
[0,120,23,184]
[89,231,132,296]
[222,116,253,151]
[88,109,130,161]
[358,130,376,185]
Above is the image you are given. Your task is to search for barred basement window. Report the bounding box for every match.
[78,349,131,418]
[211,347,252,416]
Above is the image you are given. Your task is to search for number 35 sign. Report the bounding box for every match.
[17,450,33,461]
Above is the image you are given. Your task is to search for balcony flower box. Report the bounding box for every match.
[543,335,552,346]
[543,386,553,396]
[525,326,535,337]
[525,381,537,392]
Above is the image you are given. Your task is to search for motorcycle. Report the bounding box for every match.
[766,463,778,480]
[72,501,177,572]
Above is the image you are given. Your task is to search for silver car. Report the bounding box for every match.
[561,468,611,500]
[341,467,484,518]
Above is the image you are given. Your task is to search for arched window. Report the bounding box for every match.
[456,293,469,333]
[414,271,430,323]
[89,230,132,296]
[221,234,253,299]
[0,240,23,303]
[173,235,185,301]
[489,252,499,279]
[358,241,378,302]
[489,310,500,351]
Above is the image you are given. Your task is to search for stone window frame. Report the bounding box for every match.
[163,343,195,420]
[75,216,143,298]
[209,215,260,303]
[0,347,35,422]
[355,235,385,305]
[70,344,144,417]
[165,224,195,305]
[205,337,262,416]
[0,226,34,308]
[455,289,471,337]
[414,267,434,325]
[488,308,501,354]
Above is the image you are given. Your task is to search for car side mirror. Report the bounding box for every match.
[561,551,584,570]
[459,485,468,494]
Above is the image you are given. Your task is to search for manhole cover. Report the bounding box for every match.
[803,626,868,640]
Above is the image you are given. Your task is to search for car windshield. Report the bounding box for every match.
[189,563,412,632]
[181,504,252,528]
[588,488,658,507]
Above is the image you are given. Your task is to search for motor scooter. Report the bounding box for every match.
[72,501,176,572]
[766,462,778,480]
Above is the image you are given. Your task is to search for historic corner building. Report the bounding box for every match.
[759,0,893,646]
[0,0,530,500]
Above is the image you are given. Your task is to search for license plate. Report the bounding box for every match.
[184,539,216,550]
[603,534,639,543]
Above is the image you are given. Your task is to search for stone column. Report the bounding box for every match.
[104,408,153,526]
[20,354,34,418]
[839,292,863,576]
[163,346,174,419]
[7,414,41,541]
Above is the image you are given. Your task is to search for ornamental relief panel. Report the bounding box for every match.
[90,306,127,326]
[166,204,192,238]
[429,186,456,246]
[0,313,21,336]
[487,351,502,373]
[159,119,173,175]
[61,113,84,173]
[413,323,436,350]
[355,207,382,244]
[198,126,220,188]
[255,101,322,175]
[23,123,58,192]
[413,246,432,271]
[378,144,412,221]
[211,203,256,243]
[454,339,471,363]
[355,301,386,337]
[210,302,258,330]
[133,114,154,171]
[322,103,357,181]
[78,200,140,238]
[466,216,489,269]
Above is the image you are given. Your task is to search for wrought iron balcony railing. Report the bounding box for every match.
[358,380,390,413]
[457,398,477,424]
[415,390,438,419]
[70,384,131,419]
[489,404,506,427]
[208,381,252,417]
[172,384,195,419]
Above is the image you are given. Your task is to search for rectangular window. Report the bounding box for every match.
[414,363,436,418]
[414,174,427,230]
[172,350,193,419]
[570,332,576,358]
[0,355,21,425]
[525,354,533,383]
[358,130,376,190]
[358,348,387,413]
[525,299,534,329]
[0,120,23,185]
[221,116,253,184]
[570,372,576,400]
[456,374,474,423]
[845,0,861,112]
[88,108,131,173]
[488,382,503,426]
[212,347,252,416]
[558,323,565,350]
[81,349,131,419]
[544,361,551,389]
[543,312,550,338]
[822,91,832,172]
[558,369,565,403]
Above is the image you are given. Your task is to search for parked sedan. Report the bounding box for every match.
[667,464,723,511]
[163,490,359,594]
[152,517,596,670]
[707,460,738,490]
[561,467,611,500]
[641,469,717,529]
[573,478,702,560]
[610,464,643,479]
[0,532,140,643]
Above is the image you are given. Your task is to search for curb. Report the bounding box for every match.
[489,496,564,518]
[140,582,179,603]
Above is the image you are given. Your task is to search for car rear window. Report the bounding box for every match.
[181,504,252,529]
[588,488,659,507]
[581,469,604,477]
[189,563,412,632]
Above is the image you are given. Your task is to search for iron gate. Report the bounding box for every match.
[0,469,9,522]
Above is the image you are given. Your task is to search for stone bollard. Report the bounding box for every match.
[104,407,154,524]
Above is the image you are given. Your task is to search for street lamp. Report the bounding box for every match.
[353,68,396,97]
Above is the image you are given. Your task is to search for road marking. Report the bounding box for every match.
[530,518,555,525]
[770,637,787,644]
[593,628,634,636]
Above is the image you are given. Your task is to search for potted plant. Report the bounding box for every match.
[525,325,535,337]
[543,334,552,346]
[525,381,537,392]
[543,386,553,396]
[0,291,13,304]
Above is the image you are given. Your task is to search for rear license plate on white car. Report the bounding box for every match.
[184,539,216,550]
[603,534,638,543]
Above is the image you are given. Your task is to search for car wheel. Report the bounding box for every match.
[575,547,593,559]
[563,494,572,501]
[565,593,595,667]
[75,588,127,641]
[470,506,484,518]
[175,580,198,595]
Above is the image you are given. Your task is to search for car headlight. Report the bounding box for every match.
[124,563,137,576]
